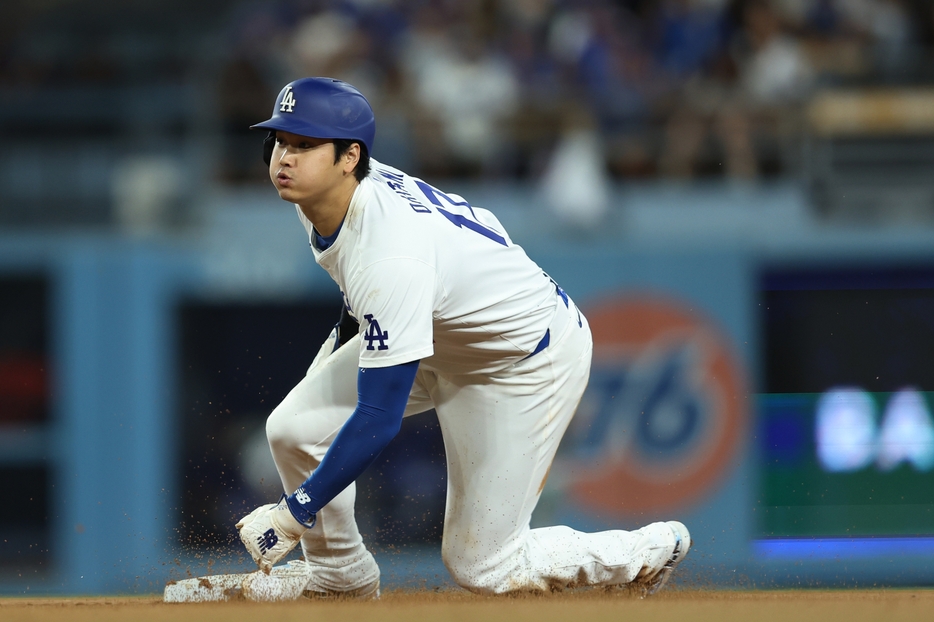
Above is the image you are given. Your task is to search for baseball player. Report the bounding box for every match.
[234,77,690,599]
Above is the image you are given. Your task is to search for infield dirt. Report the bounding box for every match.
[1,589,931,622]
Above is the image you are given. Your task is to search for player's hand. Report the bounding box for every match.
[236,496,307,574]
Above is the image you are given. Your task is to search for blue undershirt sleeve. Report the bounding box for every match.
[285,360,419,526]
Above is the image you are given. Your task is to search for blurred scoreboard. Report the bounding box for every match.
[759,266,934,539]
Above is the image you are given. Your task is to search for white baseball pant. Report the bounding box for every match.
[265,297,678,593]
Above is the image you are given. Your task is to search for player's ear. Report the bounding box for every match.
[342,142,361,174]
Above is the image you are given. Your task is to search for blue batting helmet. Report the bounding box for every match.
[251,77,375,155]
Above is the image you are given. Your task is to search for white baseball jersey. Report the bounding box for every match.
[296,158,558,375]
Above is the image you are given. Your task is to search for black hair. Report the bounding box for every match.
[263,131,275,166]
[333,139,370,182]
[263,133,370,182]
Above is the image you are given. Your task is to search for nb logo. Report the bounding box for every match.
[257,528,278,554]
[279,86,296,113]
[363,314,389,351]
[294,487,311,504]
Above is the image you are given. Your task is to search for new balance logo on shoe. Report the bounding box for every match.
[258,529,279,554]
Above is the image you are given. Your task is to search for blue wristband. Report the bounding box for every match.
[285,489,317,528]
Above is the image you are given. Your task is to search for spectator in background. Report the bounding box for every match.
[738,0,815,103]
[654,0,757,178]
[770,0,914,80]
[399,3,521,176]
[548,3,661,177]
[736,0,815,174]
[285,3,417,168]
[287,9,383,101]
[499,0,566,178]
[832,0,913,73]
[654,0,728,79]
[540,107,612,230]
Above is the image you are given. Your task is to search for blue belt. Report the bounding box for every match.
[523,329,551,360]
[524,281,581,360]
[553,280,582,327]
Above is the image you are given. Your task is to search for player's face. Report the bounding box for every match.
[269,131,349,207]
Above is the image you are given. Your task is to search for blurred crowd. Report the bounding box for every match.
[216,0,934,183]
[3,0,934,187]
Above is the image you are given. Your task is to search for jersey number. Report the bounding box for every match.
[414,180,507,246]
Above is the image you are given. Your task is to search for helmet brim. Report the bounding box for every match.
[250,118,346,142]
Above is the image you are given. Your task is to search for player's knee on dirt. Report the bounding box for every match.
[441,538,526,594]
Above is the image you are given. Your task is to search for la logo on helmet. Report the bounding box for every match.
[279,86,296,113]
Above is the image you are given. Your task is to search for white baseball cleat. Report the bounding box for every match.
[241,560,380,602]
[632,521,691,597]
